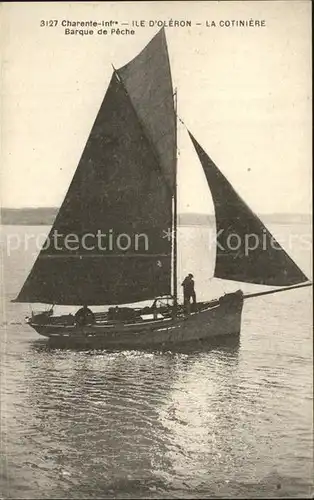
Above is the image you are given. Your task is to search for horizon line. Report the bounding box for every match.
[1,207,312,216]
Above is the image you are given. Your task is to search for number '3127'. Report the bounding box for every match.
[40,20,58,27]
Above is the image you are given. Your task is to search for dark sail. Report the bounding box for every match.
[118,28,176,191]
[14,73,173,305]
[189,133,309,286]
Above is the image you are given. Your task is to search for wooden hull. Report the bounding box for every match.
[27,292,244,349]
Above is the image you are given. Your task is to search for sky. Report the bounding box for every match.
[1,1,312,215]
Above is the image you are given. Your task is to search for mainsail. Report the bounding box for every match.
[14,31,175,305]
[189,133,309,286]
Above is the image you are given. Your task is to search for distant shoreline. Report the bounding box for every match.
[0,207,311,226]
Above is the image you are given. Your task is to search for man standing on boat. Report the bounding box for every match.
[181,273,197,314]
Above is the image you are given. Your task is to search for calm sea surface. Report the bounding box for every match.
[0,224,313,499]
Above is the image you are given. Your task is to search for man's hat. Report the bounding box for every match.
[188,273,193,278]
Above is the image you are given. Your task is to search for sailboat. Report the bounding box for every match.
[13,29,311,348]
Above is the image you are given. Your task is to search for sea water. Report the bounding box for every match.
[0,224,312,498]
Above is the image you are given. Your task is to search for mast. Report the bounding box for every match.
[173,88,178,310]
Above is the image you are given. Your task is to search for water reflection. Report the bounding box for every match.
[31,334,240,356]
[6,338,238,498]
